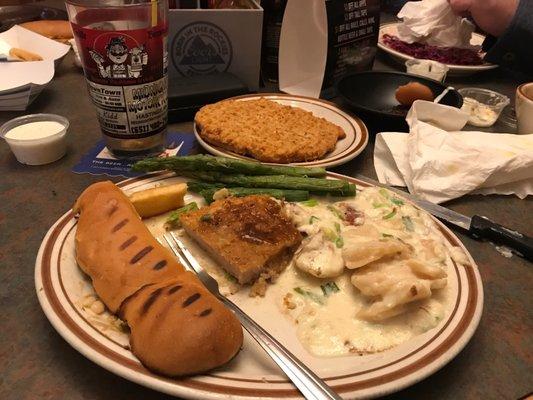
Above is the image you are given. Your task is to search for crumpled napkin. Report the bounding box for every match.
[374,101,533,204]
[397,0,476,48]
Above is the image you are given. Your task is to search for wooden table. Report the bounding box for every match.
[1,46,531,400]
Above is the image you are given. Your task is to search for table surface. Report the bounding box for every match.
[1,33,532,400]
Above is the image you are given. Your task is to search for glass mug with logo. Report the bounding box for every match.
[66,0,169,157]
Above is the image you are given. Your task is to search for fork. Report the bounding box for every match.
[162,232,342,400]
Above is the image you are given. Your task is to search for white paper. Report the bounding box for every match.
[374,101,533,203]
[397,0,475,48]
[0,61,54,91]
[278,0,328,98]
[0,25,70,62]
[0,25,67,109]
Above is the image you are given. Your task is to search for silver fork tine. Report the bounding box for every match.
[170,232,204,275]
[162,233,194,272]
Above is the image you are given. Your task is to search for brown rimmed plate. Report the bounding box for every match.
[193,93,369,168]
[35,172,483,399]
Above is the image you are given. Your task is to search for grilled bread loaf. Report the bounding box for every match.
[119,275,243,376]
[73,181,243,376]
[73,181,184,313]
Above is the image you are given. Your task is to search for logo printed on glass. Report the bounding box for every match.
[89,35,149,79]
[171,22,232,76]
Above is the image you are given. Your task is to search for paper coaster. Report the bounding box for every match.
[72,132,196,178]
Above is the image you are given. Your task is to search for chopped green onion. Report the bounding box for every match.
[224,271,237,283]
[391,197,404,206]
[299,198,318,207]
[200,213,213,222]
[327,205,343,219]
[309,216,320,224]
[321,282,340,296]
[165,202,199,229]
[335,236,344,248]
[379,188,390,199]
[402,216,414,231]
[334,222,341,233]
[381,233,394,238]
[383,208,397,220]
[293,287,325,305]
[372,202,387,208]
[323,228,337,242]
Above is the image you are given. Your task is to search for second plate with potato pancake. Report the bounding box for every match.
[194,94,369,168]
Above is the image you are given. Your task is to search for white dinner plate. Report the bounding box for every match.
[35,172,483,399]
[193,93,369,168]
[378,22,498,76]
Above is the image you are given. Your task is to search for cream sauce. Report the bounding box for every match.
[5,120,64,140]
[272,267,449,356]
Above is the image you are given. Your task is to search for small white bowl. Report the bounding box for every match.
[0,113,69,165]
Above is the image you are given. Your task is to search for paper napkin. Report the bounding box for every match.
[374,101,533,204]
[396,0,476,48]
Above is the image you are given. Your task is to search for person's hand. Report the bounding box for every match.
[448,0,519,37]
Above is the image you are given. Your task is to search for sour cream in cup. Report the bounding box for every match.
[405,59,449,82]
[1,114,69,165]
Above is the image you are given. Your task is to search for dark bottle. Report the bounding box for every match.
[260,0,287,83]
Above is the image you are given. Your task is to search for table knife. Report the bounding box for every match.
[354,174,533,262]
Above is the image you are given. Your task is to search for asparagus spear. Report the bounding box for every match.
[182,172,356,196]
[187,181,224,193]
[132,154,326,177]
[165,202,199,229]
[198,186,310,204]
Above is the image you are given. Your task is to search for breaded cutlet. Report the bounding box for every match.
[195,98,346,163]
[179,195,302,286]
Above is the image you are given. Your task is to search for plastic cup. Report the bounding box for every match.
[405,59,449,82]
[458,88,510,128]
[0,113,69,165]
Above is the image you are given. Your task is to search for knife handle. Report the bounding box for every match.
[470,215,533,262]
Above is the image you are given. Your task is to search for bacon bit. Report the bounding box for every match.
[283,293,297,310]
[341,204,364,226]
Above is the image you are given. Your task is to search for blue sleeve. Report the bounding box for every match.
[482,0,533,76]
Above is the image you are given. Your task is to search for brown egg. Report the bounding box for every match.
[395,82,434,106]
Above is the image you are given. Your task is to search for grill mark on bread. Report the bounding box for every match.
[168,284,182,294]
[108,204,118,216]
[120,235,138,251]
[199,308,212,317]
[153,260,167,270]
[112,218,129,232]
[130,246,154,264]
[182,293,201,307]
[141,287,164,315]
